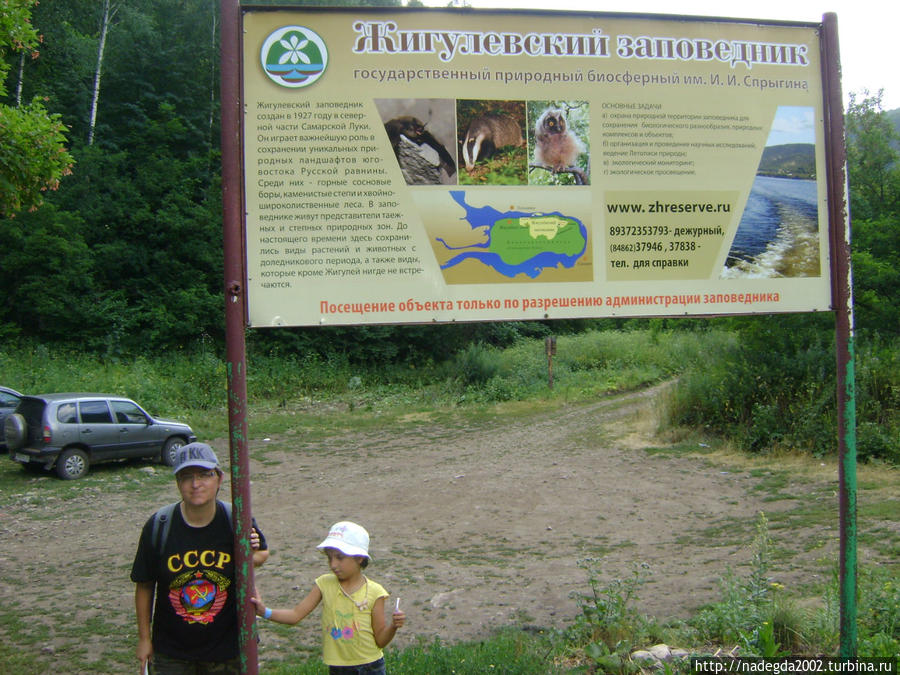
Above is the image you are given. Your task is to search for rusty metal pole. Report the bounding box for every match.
[822,12,857,658]
[220,0,258,672]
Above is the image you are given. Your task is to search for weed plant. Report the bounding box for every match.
[567,558,653,664]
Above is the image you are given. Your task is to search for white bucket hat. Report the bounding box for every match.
[317,521,371,559]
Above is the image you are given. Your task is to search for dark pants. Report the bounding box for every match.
[328,657,386,675]
[150,652,240,675]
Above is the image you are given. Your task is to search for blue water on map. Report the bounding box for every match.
[437,191,587,279]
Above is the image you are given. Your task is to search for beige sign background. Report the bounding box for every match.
[241,8,832,327]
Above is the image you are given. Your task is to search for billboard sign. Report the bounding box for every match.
[241,8,832,327]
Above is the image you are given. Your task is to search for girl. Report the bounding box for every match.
[252,521,405,674]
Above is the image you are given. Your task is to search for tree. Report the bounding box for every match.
[846,89,900,219]
[0,0,74,216]
[87,0,118,146]
[845,90,900,334]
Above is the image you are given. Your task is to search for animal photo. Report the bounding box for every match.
[375,99,457,185]
[456,100,527,185]
[527,100,590,186]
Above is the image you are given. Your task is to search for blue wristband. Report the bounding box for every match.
[263,607,273,620]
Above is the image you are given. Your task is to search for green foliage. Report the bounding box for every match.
[0,98,74,215]
[846,90,900,220]
[692,513,774,646]
[0,0,74,216]
[846,91,900,336]
[452,342,502,385]
[0,0,39,92]
[858,565,900,643]
[691,513,808,656]
[665,315,842,457]
[568,558,652,655]
[664,315,900,463]
[262,630,562,674]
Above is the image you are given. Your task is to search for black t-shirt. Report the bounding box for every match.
[131,502,265,662]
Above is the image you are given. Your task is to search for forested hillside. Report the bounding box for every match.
[0,1,897,354]
[1,2,899,463]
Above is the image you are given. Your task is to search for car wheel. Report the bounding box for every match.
[4,413,27,451]
[161,437,186,467]
[55,448,89,480]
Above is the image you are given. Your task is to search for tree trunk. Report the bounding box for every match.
[88,0,115,146]
[15,52,25,107]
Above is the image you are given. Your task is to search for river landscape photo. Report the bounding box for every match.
[721,172,820,279]
[721,105,822,279]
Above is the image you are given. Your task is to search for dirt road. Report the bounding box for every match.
[241,383,814,660]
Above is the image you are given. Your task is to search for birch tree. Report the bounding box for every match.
[87,0,117,145]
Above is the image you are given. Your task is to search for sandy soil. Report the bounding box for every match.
[0,383,844,671]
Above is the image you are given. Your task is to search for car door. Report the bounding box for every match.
[110,399,159,458]
[77,400,120,459]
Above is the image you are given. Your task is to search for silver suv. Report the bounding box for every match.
[4,393,197,479]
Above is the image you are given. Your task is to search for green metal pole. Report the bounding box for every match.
[821,13,857,657]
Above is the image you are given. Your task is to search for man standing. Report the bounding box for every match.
[131,442,268,674]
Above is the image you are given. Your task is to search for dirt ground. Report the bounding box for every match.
[0,383,847,670]
[234,383,831,662]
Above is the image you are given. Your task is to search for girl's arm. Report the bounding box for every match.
[372,596,406,648]
[252,585,322,625]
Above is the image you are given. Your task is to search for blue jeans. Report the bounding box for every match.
[328,657,386,675]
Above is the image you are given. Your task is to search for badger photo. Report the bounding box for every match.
[456,99,528,185]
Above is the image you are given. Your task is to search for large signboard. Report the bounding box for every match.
[241,8,833,327]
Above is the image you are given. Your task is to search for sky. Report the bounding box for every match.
[419,0,899,111]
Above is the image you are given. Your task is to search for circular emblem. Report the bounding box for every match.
[182,578,217,612]
[260,26,328,88]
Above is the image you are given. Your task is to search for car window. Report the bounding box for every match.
[111,400,148,424]
[79,400,113,424]
[0,392,20,407]
[57,403,78,424]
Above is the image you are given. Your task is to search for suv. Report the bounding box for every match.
[5,393,197,479]
[0,386,23,451]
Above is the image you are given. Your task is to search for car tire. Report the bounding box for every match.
[161,437,186,467]
[4,413,27,451]
[55,448,89,480]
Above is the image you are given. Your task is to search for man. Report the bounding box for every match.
[131,442,268,674]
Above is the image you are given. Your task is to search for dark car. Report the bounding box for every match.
[0,386,24,451]
[4,393,197,479]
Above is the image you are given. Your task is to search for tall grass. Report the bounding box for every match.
[3,321,897,464]
[662,316,900,464]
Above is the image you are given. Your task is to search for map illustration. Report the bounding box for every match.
[437,191,588,279]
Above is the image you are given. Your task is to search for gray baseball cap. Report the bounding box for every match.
[173,442,220,474]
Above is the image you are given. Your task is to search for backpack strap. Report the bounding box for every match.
[219,500,233,531]
[151,501,180,553]
[150,500,235,553]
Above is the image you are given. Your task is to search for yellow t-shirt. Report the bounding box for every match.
[315,573,389,666]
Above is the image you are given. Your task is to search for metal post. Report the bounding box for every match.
[220,0,258,672]
[821,12,857,658]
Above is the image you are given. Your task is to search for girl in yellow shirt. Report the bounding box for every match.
[252,521,405,674]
